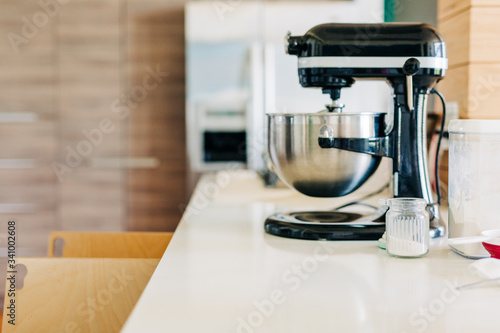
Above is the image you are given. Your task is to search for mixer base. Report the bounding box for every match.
[264,211,386,241]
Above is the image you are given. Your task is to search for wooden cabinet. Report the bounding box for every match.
[0,0,58,254]
[438,0,500,119]
[0,0,187,255]
[126,1,187,231]
[57,0,125,232]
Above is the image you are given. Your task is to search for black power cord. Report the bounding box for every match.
[430,88,446,205]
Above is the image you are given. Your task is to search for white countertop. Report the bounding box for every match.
[122,171,500,333]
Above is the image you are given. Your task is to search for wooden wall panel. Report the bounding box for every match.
[440,7,500,67]
[55,0,126,235]
[464,64,500,118]
[439,64,500,119]
[126,1,186,231]
[0,212,56,255]
[436,65,468,117]
[469,7,500,63]
[438,0,500,119]
[0,168,55,207]
[0,1,58,256]
[127,167,186,232]
[58,0,124,158]
[438,9,470,68]
[471,0,500,6]
[59,168,124,231]
[438,0,471,20]
[0,0,189,254]
[0,122,56,158]
[438,0,500,20]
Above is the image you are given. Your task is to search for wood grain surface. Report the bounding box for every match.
[438,0,500,119]
[48,231,173,258]
[0,0,188,256]
[2,258,159,333]
[438,0,500,20]
[439,6,500,68]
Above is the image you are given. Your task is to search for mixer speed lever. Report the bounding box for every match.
[402,58,421,111]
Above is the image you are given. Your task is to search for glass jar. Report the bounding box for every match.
[379,198,429,258]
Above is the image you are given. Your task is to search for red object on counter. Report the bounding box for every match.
[482,242,500,259]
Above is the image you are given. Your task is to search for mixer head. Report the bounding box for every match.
[286,23,447,109]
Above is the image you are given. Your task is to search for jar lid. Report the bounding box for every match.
[379,197,427,209]
[449,119,500,134]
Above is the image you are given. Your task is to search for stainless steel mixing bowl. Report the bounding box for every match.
[267,112,387,197]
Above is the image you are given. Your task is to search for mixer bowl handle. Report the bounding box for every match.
[318,136,393,158]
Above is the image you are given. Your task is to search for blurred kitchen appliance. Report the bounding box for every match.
[185,1,386,181]
[265,23,448,240]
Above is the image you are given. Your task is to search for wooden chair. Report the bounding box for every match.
[48,231,174,258]
[2,258,159,333]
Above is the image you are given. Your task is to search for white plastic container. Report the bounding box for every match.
[448,119,500,258]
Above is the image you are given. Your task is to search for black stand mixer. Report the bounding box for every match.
[265,23,447,240]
